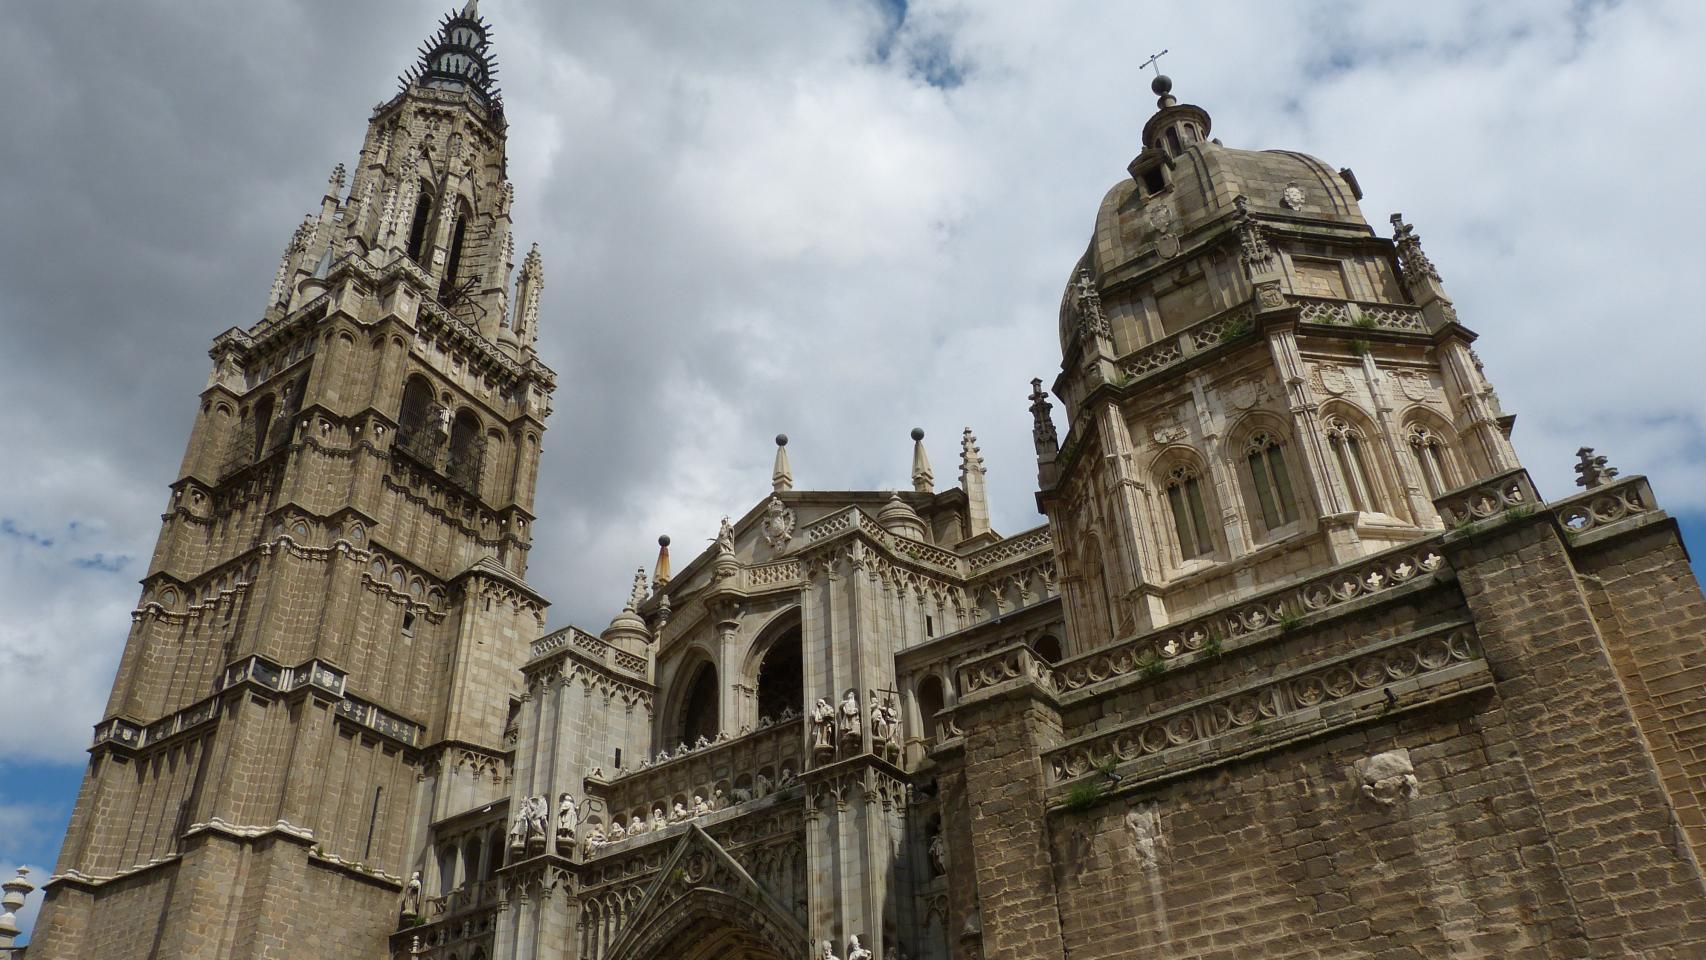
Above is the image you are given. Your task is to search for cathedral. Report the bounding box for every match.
[23,4,1706,959]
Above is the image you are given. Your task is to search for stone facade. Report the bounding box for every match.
[26,10,1706,960]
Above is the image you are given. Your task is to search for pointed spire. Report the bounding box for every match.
[327,162,347,197]
[1029,378,1058,456]
[911,428,934,493]
[652,535,672,589]
[960,427,991,539]
[626,566,649,612]
[401,2,503,113]
[772,434,794,492]
[512,242,543,339]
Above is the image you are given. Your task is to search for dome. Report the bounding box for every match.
[1059,130,1370,353]
[876,493,929,541]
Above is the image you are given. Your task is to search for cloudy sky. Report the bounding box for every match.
[3,0,1704,938]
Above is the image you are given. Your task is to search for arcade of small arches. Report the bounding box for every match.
[660,614,806,749]
[397,373,512,498]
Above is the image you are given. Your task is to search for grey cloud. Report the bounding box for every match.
[1,0,1701,762]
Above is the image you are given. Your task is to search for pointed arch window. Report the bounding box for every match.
[439,199,472,303]
[406,186,435,264]
[678,663,719,745]
[447,409,484,493]
[1244,432,1298,529]
[1326,416,1381,513]
[1164,463,1215,560]
[1406,423,1454,498]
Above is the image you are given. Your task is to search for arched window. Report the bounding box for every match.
[250,395,275,463]
[1326,415,1381,512]
[439,199,471,302]
[1033,634,1063,664]
[1406,423,1454,498]
[916,674,946,742]
[755,626,802,723]
[399,376,434,437]
[1244,432,1298,530]
[463,835,483,887]
[678,662,719,745]
[406,186,435,264]
[447,409,483,492]
[437,845,458,895]
[1164,463,1215,560]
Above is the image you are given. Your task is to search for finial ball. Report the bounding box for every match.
[1151,74,1173,97]
[658,535,671,547]
[911,427,926,441]
[775,433,788,447]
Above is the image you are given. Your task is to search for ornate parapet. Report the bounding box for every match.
[1052,537,1450,697]
[1552,474,1656,543]
[92,655,425,756]
[1434,468,1542,530]
[1045,623,1488,799]
[956,642,1058,703]
[586,719,807,846]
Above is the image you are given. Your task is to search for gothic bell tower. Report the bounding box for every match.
[30,4,557,957]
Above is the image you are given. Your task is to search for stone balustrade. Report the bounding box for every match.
[584,718,807,852]
[1553,475,1654,537]
[957,643,1057,699]
[1052,537,1451,696]
[1433,468,1541,529]
[1046,623,1484,789]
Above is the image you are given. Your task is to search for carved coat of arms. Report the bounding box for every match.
[761,497,795,549]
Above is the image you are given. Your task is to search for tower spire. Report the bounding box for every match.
[401,2,503,113]
[911,428,934,493]
[773,434,794,492]
[960,427,990,539]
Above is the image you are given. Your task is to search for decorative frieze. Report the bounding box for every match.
[1053,538,1450,695]
[1047,624,1482,788]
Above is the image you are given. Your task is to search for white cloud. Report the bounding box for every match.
[0,0,1701,770]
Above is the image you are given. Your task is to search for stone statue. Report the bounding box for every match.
[870,693,899,746]
[811,698,836,756]
[670,801,690,823]
[629,815,645,836]
[847,935,874,960]
[712,786,727,808]
[555,793,578,851]
[401,870,422,917]
[693,794,711,817]
[651,806,667,832]
[818,939,840,960]
[608,818,626,841]
[779,766,797,787]
[928,833,948,876]
[755,772,773,798]
[582,824,605,859]
[1125,806,1164,870]
[526,795,549,852]
[838,690,862,749]
[716,516,736,554]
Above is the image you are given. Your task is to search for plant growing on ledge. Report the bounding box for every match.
[1277,608,1304,633]
[1139,653,1166,681]
[1351,338,1372,356]
[1061,779,1106,812]
[1200,632,1224,658]
[1219,317,1254,343]
[1351,312,1379,332]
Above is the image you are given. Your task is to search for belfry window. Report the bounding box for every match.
[1245,432,1298,529]
[405,188,434,264]
[1164,464,1215,560]
[1407,424,1453,498]
[1326,416,1380,513]
[438,201,471,302]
